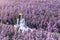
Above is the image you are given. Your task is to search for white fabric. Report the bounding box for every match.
[14,18,33,32]
[18,18,33,32]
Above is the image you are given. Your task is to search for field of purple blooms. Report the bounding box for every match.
[0,23,60,40]
[0,0,60,40]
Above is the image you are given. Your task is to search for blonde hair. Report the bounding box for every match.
[19,13,23,16]
[18,13,23,21]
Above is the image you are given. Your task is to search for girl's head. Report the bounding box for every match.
[18,13,23,21]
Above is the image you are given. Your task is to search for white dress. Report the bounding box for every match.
[18,18,33,32]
